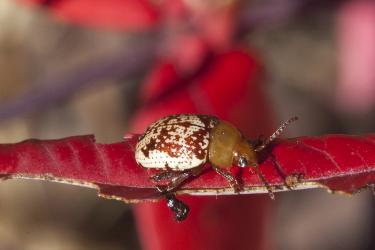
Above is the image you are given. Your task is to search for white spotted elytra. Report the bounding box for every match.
[135,114,216,170]
[135,114,298,221]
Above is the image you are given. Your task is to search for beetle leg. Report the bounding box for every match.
[212,166,241,193]
[157,167,203,221]
[156,168,202,193]
[150,170,180,182]
[253,165,275,199]
[156,173,191,193]
[151,165,204,183]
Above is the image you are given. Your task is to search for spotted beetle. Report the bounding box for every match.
[135,114,298,220]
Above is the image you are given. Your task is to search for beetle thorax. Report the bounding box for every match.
[208,121,257,168]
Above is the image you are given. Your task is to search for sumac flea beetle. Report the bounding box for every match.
[135,114,298,221]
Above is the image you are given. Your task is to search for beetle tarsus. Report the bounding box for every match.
[165,193,190,221]
[254,165,275,199]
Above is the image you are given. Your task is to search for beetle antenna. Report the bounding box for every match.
[255,116,298,152]
[254,165,275,199]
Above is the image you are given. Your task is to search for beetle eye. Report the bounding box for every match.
[238,157,248,168]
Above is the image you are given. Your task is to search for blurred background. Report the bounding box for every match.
[0,0,374,249]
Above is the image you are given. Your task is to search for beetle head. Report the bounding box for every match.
[233,139,257,168]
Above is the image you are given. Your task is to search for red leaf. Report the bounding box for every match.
[0,133,375,203]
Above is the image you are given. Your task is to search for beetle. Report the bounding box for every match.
[135,114,298,220]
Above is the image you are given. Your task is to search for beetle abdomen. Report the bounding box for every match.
[135,114,218,170]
